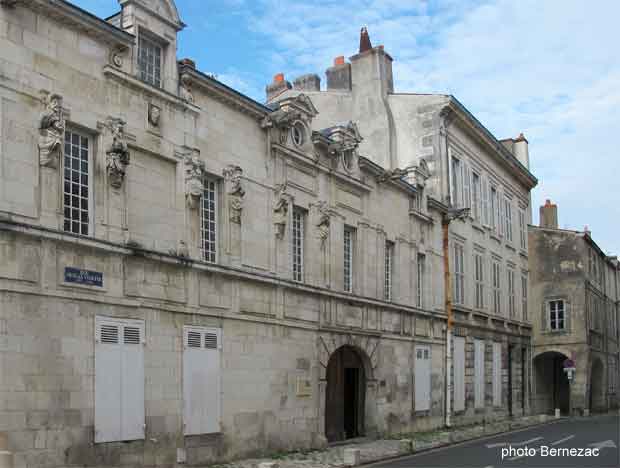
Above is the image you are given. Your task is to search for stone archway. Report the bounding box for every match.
[533,351,570,415]
[590,358,605,413]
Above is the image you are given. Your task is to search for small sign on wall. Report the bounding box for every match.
[64,267,103,287]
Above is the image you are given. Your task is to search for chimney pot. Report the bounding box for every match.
[359,26,372,53]
[334,56,345,66]
[180,58,195,69]
[274,73,284,83]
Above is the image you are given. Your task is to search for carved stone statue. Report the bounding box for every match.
[38,93,65,168]
[223,165,245,224]
[105,118,130,189]
[148,103,161,127]
[273,184,289,239]
[184,152,205,209]
[316,201,330,245]
[180,74,194,103]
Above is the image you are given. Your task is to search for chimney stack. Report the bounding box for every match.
[359,26,372,53]
[513,133,530,169]
[266,73,292,102]
[326,56,352,91]
[539,199,558,229]
[293,73,321,92]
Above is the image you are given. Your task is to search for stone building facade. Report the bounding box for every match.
[0,2,536,468]
[530,200,619,416]
[269,28,538,427]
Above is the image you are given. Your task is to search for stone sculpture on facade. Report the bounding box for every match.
[180,74,194,103]
[184,151,205,209]
[273,184,290,239]
[105,118,130,189]
[38,93,65,168]
[316,201,330,246]
[148,103,161,127]
[223,165,245,224]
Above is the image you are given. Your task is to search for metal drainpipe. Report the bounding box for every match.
[443,216,453,428]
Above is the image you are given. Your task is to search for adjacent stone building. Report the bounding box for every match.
[530,200,620,416]
[269,27,538,427]
[0,1,537,467]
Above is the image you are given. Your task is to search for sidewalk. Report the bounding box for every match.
[202,414,560,468]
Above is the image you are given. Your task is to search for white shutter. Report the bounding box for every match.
[474,339,485,408]
[183,326,221,435]
[95,317,145,443]
[121,323,145,441]
[454,337,465,411]
[95,319,122,443]
[493,342,502,407]
[463,163,471,209]
[482,178,489,226]
[414,345,431,411]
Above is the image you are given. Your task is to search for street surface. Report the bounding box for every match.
[369,414,619,468]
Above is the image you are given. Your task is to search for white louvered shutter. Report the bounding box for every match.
[121,323,145,440]
[454,337,465,411]
[414,345,431,411]
[463,163,471,209]
[493,342,502,406]
[474,339,485,408]
[482,178,489,226]
[183,327,221,435]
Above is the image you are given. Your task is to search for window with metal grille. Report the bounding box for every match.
[453,243,465,305]
[492,260,501,315]
[292,207,305,282]
[521,274,528,321]
[384,241,394,301]
[63,130,90,236]
[344,226,355,293]
[417,254,425,308]
[549,300,565,330]
[201,178,217,263]
[474,252,484,310]
[507,267,516,318]
[138,35,162,87]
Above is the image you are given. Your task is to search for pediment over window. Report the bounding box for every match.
[121,0,185,30]
[315,121,363,176]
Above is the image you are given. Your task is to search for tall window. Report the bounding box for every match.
[490,186,498,232]
[63,129,90,236]
[384,241,394,301]
[482,178,490,225]
[417,254,425,308]
[474,252,484,310]
[138,35,162,87]
[200,178,217,263]
[453,243,465,305]
[521,274,528,321]
[492,260,501,315]
[410,193,421,212]
[519,209,527,250]
[451,156,463,207]
[344,226,355,293]
[549,299,565,331]
[507,267,516,318]
[472,172,481,222]
[504,198,513,242]
[292,208,305,282]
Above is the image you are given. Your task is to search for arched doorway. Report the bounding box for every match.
[590,358,605,413]
[533,351,570,415]
[325,345,366,442]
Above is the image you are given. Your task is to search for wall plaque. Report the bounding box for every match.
[64,267,103,287]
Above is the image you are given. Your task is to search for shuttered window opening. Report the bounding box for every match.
[492,342,502,407]
[95,316,145,443]
[414,345,431,411]
[183,326,221,435]
[453,337,466,412]
[474,339,485,409]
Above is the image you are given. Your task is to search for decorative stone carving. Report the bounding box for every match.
[223,165,245,224]
[273,184,290,239]
[316,201,330,245]
[38,93,65,168]
[180,74,194,103]
[148,103,161,127]
[111,49,123,68]
[105,118,130,189]
[184,151,205,209]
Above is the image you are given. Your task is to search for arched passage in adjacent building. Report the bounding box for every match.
[325,345,369,442]
[590,357,605,412]
[533,351,570,415]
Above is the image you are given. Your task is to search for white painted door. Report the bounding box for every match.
[453,336,465,411]
[493,342,502,407]
[120,323,145,440]
[474,339,485,408]
[183,327,221,435]
[415,345,431,411]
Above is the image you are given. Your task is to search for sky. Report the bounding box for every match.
[77,0,620,255]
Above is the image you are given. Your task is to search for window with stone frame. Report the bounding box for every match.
[548,299,566,331]
[471,171,482,222]
[453,242,465,306]
[507,267,516,318]
[417,253,425,308]
[521,273,528,321]
[138,34,163,88]
[474,251,484,310]
[63,129,91,236]
[292,207,305,282]
[384,240,394,301]
[200,177,218,263]
[492,259,501,315]
[344,226,356,293]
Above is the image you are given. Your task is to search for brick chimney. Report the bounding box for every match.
[539,199,558,229]
[266,73,292,102]
[293,73,321,92]
[326,56,352,91]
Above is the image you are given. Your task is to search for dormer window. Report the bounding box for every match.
[291,123,304,147]
[138,34,162,88]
